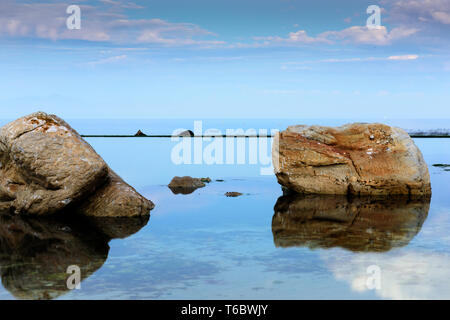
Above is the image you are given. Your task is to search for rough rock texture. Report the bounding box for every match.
[78,170,154,217]
[168,176,206,194]
[0,209,149,299]
[0,112,154,216]
[272,194,430,252]
[273,123,431,196]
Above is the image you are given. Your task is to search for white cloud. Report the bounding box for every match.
[254,30,331,45]
[431,11,450,24]
[85,54,127,66]
[387,0,450,26]
[0,0,222,46]
[281,54,420,69]
[99,0,144,9]
[388,54,419,60]
[326,250,450,299]
[253,25,418,47]
[320,25,418,45]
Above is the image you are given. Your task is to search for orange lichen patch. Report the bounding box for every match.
[34,123,69,137]
[329,124,394,151]
[6,183,19,193]
[350,149,401,178]
[281,132,350,159]
[41,119,58,131]
[26,115,68,136]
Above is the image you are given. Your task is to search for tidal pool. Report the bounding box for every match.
[0,137,449,300]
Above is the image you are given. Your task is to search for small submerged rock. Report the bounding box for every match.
[168,176,209,194]
[433,164,450,171]
[0,112,154,217]
[225,192,243,197]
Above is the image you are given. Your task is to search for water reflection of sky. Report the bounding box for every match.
[0,137,449,300]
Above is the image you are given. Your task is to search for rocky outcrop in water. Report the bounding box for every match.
[225,192,243,197]
[0,112,154,217]
[168,176,208,194]
[272,194,430,252]
[272,123,431,196]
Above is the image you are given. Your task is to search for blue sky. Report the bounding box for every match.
[0,0,449,119]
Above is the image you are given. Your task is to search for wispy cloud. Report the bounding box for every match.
[387,54,419,60]
[253,25,418,47]
[320,26,418,45]
[326,250,450,299]
[1,0,448,50]
[254,30,331,45]
[386,0,450,25]
[432,11,450,24]
[281,54,420,69]
[85,54,127,66]
[99,0,144,9]
[0,0,223,46]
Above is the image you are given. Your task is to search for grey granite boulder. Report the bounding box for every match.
[0,112,154,217]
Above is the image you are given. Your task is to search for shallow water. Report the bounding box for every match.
[0,137,449,300]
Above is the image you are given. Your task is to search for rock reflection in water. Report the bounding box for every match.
[272,195,430,252]
[168,186,199,195]
[0,210,149,300]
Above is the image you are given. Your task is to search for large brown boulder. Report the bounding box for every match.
[272,123,431,196]
[0,112,154,217]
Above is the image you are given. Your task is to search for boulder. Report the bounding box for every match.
[78,170,154,217]
[272,123,431,196]
[0,112,154,217]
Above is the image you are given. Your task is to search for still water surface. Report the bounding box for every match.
[0,136,449,300]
